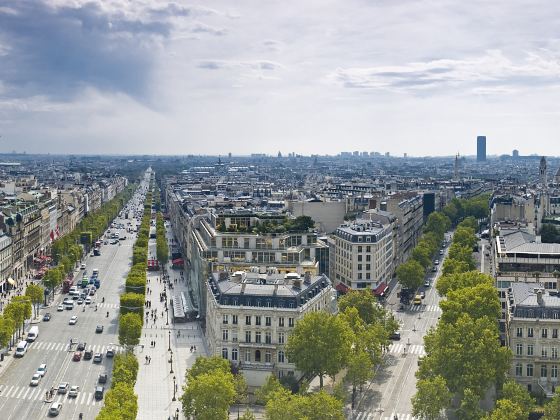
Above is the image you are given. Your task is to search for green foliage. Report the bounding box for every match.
[265,388,345,420]
[118,312,143,349]
[256,374,284,405]
[541,223,560,243]
[456,388,484,420]
[25,284,44,318]
[181,370,236,420]
[544,387,560,420]
[119,293,144,316]
[396,259,425,290]
[0,315,15,348]
[453,227,478,249]
[497,380,534,419]
[96,382,138,420]
[425,212,451,239]
[112,352,139,387]
[345,349,373,406]
[286,311,352,388]
[436,271,493,297]
[337,290,387,325]
[187,356,232,381]
[412,375,452,420]
[483,399,524,420]
[439,283,501,325]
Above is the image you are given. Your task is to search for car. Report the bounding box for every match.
[43,313,51,321]
[49,402,62,417]
[37,363,47,377]
[57,382,69,394]
[65,302,75,310]
[68,385,80,398]
[98,373,108,384]
[83,350,93,360]
[80,263,86,270]
[63,297,72,304]
[96,325,104,333]
[57,304,64,312]
[94,386,104,400]
[89,288,96,296]
[77,342,86,351]
[106,345,115,358]
[72,351,82,361]
[30,373,41,386]
[424,280,431,287]
[85,297,92,305]
[110,239,119,245]
[390,331,401,340]
[434,259,439,265]
[431,266,437,272]
[93,353,103,363]
[69,316,78,325]
[439,249,444,255]
[76,298,84,305]
[420,291,426,299]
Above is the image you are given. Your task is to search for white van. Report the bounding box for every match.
[27,326,39,342]
[92,268,99,277]
[15,341,29,357]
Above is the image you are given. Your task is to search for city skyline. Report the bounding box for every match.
[2,1,560,156]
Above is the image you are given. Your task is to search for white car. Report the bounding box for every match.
[69,316,78,325]
[49,402,62,416]
[37,363,47,377]
[57,304,64,312]
[30,373,41,386]
[57,382,69,394]
[84,297,92,305]
[80,263,86,270]
[68,385,80,398]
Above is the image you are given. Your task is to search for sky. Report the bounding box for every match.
[1,0,560,157]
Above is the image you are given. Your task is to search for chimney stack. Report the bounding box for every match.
[536,289,544,306]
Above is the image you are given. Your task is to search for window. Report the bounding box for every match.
[541,365,548,378]
[553,347,558,359]
[366,246,371,252]
[358,264,362,271]
[543,328,548,338]
[516,343,523,356]
[255,316,261,326]
[222,330,229,341]
[515,363,523,376]
[232,315,238,325]
[527,364,534,377]
[528,328,534,338]
[232,348,238,361]
[223,314,229,324]
[265,332,272,344]
[289,318,294,327]
[358,246,362,253]
[265,351,271,363]
[278,332,285,344]
[245,331,251,343]
[278,351,285,363]
[246,316,251,326]
[528,344,534,356]
[279,317,285,327]
[552,365,558,378]
[255,350,261,362]
[245,350,251,362]
[554,329,558,339]
[222,348,228,359]
[542,347,548,358]
[255,332,262,344]
[516,328,523,338]
[265,316,271,327]
[358,255,362,262]
[232,331,238,343]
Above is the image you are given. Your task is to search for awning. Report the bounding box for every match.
[373,282,388,296]
[7,278,16,286]
[335,282,350,293]
[172,258,184,266]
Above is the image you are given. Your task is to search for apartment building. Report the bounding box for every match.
[0,233,12,293]
[506,283,560,396]
[205,270,335,387]
[332,219,395,293]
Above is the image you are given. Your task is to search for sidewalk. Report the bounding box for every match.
[135,224,207,420]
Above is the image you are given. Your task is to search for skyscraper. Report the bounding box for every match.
[477,136,486,162]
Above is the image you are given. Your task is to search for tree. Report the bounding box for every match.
[337,290,386,325]
[413,245,432,269]
[441,258,472,276]
[187,356,231,381]
[0,315,15,348]
[412,375,451,420]
[484,399,523,420]
[439,283,501,325]
[396,259,425,290]
[453,227,477,249]
[265,389,345,420]
[544,387,560,420]
[498,380,534,419]
[97,382,138,420]
[256,374,284,405]
[425,212,451,239]
[345,350,373,408]
[456,388,484,420]
[458,216,478,231]
[25,284,44,318]
[120,293,144,316]
[112,352,139,386]
[181,371,236,420]
[436,271,493,297]
[447,243,475,269]
[286,311,352,388]
[119,312,143,350]
[43,267,63,293]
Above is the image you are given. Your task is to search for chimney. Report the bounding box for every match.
[536,289,544,306]
[304,271,311,284]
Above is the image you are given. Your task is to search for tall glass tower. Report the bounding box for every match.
[477,136,486,162]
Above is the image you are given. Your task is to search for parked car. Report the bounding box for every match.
[77,342,86,351]
[424,280,431,287]
[94,386,104,400]
[434,259,439,265]
[390,331,401,340]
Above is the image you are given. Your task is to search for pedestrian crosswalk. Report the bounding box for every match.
[387,343,426,356]
[355,412,417,420]
[408,304,441,313]
[97,303,119,309]
[0,384,102,405]
[29,341,123,354]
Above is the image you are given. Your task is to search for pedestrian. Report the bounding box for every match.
[145,355,148,363]
[149,356,151,364]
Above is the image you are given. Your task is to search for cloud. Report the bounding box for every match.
[197,59,283,71]
[190,22,227,36]
[0,0,175,101]
[328,50,560,93]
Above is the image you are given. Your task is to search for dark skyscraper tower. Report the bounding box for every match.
[477,136,486,161]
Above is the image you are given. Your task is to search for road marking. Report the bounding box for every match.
[86,395,91,406]
[5,385,15,398]
[15,386,25,399]
[79,392,87,404]
[385,413,418,420]
[21,387,31,400]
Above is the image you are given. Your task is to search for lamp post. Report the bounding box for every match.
[170,350,174,374]
[168,330,171,352]
[166,307,169,325]
[172,375,176,401]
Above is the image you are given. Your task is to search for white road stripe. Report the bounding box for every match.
[86,394,91,405]
[79,391,87,404]
[21,387,31,399]
[5,385,16,398]
[15,386,25,399]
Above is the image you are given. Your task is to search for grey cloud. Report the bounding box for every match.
[191,22,227,36]
[0,0,173,101]
[197,59,283,71]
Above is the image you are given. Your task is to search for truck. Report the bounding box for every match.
[81,276,89,288]
[62,277,74,294]
[27,326,39,342]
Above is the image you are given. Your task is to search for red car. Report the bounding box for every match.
[72,351,82,361]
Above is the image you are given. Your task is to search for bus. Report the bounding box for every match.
[81,276,89,287]
[413,294,422,305]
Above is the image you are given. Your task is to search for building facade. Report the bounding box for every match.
[477,136,487,162]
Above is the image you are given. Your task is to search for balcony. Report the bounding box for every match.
[240,361,275,371]
[238,342,277,350]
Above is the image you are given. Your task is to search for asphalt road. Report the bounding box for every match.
[353,232,453,420]
[0,178,148,420]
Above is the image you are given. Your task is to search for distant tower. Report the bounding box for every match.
[454,153,460,181]
[277,151,282,158]
[540,156,548,187]
[477,136,486,162]
[512,149,519,159]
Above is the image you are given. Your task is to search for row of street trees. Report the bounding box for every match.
[0,296,32,350]
[156,211,168,266]
[97,178,152,419]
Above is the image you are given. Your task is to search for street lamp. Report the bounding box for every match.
[172,375,177,401]
[168,330,171,351]
[170,350,174,374]
[166,308,169,325]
